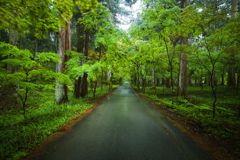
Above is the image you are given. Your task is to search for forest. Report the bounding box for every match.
[0,0,240,160]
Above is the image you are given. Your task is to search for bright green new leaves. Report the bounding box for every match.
[75,0,98,12]
[0,42,61,113]
[79,4,111,33]
[88,62,102,81]
[36,52,60,64]
[0,42,59,82]
[0,0,60,38]
[66,50,106,83]
[0,0,30,32]
[55,0,74,24]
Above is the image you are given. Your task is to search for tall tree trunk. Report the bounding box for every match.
[80,73,88,97]
[74,22,85,98]
[93,81,97,98]
[178,0,188,97]
[227,0,238,88]
[178,51,188,96]
[80,31,90,97]
[236,72,240,95]
[55,22,71,104]
[227,65,235,87]
[221,69,225,86]
[232,0,238,17]
[74,77,81,98]
[152,67,157,95]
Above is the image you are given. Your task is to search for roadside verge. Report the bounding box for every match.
[134,90,236,160]
[24,90,114,160]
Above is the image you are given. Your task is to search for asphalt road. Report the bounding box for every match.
[33,83,211,160]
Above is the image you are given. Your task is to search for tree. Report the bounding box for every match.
[0,42,60,116]
[192,4,230,118]
[177,0,188,97]
[54,0,73,104]
[227,0,239,88]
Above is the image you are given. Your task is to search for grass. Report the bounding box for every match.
[0,85,114,160]
[136,85,240,158]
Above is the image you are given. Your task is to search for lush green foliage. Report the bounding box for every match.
[129,0,240,158]
[141,86,240,146]
[0,85,112,160]
[0,0,240,159]
[0,0,126,159]
[129,0,240,116]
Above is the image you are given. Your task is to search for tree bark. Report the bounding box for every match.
[236,72,240,95]
[93,81,97,98]
[210,68,217,118]
[221,70,225,86]
[178,0,188,97]
[227,0,238,88]
[74,77,81,98]
[227,66,236,87]
[55,22,71,104]
[232,0,238,17]
[152,67,157,95]
[74,22,84,98]
[80,31,90,97]
[80,72,88,97]
[178,50,188,96]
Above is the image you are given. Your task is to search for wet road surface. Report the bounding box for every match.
[33,83,211,160]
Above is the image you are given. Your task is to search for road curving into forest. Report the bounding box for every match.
[33,82,211,160]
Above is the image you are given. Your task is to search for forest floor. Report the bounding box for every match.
[0,85,117,160]
[135,85,240,160]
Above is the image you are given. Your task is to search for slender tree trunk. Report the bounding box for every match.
[152,67,157,95]
[142,77,146,93]
[221,71,225,86]
[236,72,240,95]
[136,65,140,90]
[170,64,174,90]
[107,70,112,91]
[228,65,236,87]
[101,69,104,90]
[162,78,165,95]
[210,69,217,118]
[93,81,97,98]
[55,22,71,104]
[21,72,30,117]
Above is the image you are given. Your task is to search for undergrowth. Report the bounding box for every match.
[137,85,240,158]
[0,85,112,160]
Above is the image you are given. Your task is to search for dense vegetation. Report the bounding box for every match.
[129,0,240,159]
[0,0,240,159]
[0,0,129,159]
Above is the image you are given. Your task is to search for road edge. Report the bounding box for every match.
[24,90,115,160]
[133,89,235,160]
